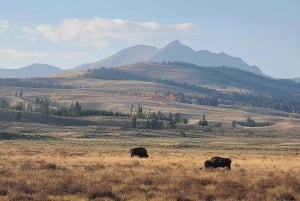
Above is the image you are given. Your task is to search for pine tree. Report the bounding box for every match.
[198,114,208,126]
[131,114,137,128]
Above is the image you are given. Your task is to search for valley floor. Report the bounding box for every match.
[0,135,299,201]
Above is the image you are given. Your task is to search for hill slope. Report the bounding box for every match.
[119,62,300,99]
[0,63,64,78]
[72,45,158,70]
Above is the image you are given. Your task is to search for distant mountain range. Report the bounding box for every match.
[0,63,63,78]
[73,40,263,75]
[0,40,295,79]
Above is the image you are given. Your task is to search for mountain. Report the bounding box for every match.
[72,45,158,71]
[150,40,263,75]
[0,63,64,78]
[73,40,263,75]
[293,77,300,83]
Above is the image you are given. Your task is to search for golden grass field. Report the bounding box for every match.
[0,138,299,201]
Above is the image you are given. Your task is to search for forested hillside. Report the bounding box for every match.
[85,62,300,113]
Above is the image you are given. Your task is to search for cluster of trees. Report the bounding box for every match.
[50,101,82,117]
[218,93,300,113]
[0,98,27,111]
[1,97,129,119]
[194,96,219,107]
[235,117,271,128]
[0,78,73,89]
[35,98,50,114]
[130,104,188,129]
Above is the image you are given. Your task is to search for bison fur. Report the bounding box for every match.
[204,156,231,169]
[130,147,149,158]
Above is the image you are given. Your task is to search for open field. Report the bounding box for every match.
[1,77,300,200]
[0,117,300,201]
[0,138,299,201]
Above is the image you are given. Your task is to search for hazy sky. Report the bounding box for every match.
[0,0,299,78]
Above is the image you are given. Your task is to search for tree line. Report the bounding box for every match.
[1,97,190,130]
[0,78,73,89]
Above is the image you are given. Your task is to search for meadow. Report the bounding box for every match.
[0,132,299,201]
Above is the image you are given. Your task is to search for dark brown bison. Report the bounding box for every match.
[204,156,231,169]
[130,147,149,158]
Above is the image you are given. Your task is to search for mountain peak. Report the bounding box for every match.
[163,40,194,50]
[166,40,181,46]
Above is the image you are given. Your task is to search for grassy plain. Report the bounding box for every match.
[0,125,300,201]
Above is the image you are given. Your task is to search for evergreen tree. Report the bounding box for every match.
[0,99,10,109]
[69,101,81,117]
[136,104,143,118]
[232,120,236,128]
[14,102,25,111]
[131,114,137,128]
[130,104,134,116]
[198,114,208,126]
[168,112,176,128]
[174,112,181,123]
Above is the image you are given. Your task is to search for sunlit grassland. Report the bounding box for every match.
[0,136,299,201]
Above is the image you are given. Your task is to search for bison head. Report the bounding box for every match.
[204,160,212,168]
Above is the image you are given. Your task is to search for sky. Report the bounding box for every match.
[0,0,299,78]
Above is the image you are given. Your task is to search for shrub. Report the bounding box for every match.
[86,182,121,200]
[8,192,33,201]
[32,193,52,201]
[176,197,192,201]
[45,173,84,195]
[0,189,7,196]
[276,192,296,201]
[43,163,57,170]
[284,173,300,192]
[257,177,280,190]
[197,177,216,186]
[215,179,247,200]
[204,194,215,201]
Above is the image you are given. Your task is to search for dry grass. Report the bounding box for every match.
[0,141,299,201]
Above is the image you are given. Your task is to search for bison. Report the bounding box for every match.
[130,147,149,158]
[204,156,231,170]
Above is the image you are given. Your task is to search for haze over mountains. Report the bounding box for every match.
[0,40,267,78]
[0,63,63,78]
[73,45,158,71]
[74,40,263,75]
[151,40,262,75]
